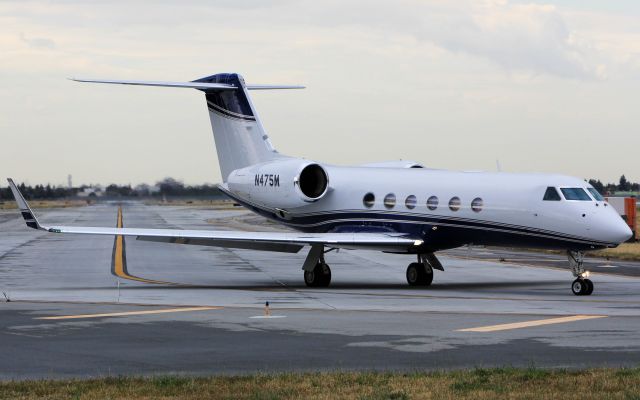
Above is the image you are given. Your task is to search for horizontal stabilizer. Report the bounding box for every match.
[245,85,305,90]
[70,78,237,90]
[71,78,305,91]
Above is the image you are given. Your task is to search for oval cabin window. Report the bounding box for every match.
[471,197,483,212]
[363,192,375,208]
[427,196,439,211]
[427,196,439,210]
[449,196,461,211]
[384,193,396,209]
[405,195,417,210]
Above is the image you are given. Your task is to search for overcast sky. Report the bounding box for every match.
[1,0,638,186]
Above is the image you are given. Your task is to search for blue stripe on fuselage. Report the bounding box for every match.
[217,187,613,251]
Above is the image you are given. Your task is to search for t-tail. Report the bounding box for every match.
[72,73,304,181]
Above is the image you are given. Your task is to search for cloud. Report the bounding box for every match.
[0,0,620,79]
[291,0,606,79]
[19,32,55,49]
[415,1,603,78]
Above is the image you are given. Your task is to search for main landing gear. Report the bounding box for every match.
[302,244,331,287]
[568,250,593,296]
[406,253,443,286]
[300,246,445,288]
[304,261,331,287]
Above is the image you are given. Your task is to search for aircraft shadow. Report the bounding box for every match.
[58,280,557,291]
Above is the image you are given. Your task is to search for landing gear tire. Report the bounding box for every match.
[304,262,331,287]
[571,278,593,296]
[584,279,594,295]
[406,263,421,286]
[406,263,433,286]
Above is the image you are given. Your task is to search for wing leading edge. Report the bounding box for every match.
[6,179,422,253]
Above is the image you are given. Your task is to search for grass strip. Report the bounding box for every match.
[0,200,88,210]
[593,242,640,261]
[1,368,640,399]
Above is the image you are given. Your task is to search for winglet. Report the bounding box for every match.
[6,178,43,230]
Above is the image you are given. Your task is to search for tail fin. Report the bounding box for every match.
[72,73,304,182]
[194,73,280,181]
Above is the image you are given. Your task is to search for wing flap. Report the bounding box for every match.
[137,236,304,253]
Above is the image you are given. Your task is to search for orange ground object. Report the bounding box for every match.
[625,197,637,240]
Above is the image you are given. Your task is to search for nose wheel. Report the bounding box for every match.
[567,250,594,296]
[572,278,594,296]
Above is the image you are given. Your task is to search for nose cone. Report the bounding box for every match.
[609,218,633,244]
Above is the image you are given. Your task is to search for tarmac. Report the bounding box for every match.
[1,203,640,380]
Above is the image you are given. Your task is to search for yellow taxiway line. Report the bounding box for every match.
[36,306,222,320]
[112,206,175,285]
[457,315,607,332]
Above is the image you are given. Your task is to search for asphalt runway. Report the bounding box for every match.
[1,203,640,380]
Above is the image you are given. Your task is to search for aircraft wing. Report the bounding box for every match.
[7,179,422,253]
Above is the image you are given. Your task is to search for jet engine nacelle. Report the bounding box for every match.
[226,158,329,210]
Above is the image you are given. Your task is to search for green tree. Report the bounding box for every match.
[619,175,630,191]
[588,179,605,194]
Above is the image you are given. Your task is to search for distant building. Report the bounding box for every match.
[77,186,104,198]
[133,184,161,196]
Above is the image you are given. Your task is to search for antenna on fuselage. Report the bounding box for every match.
[496,159,503,172]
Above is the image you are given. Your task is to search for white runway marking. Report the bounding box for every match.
[249,315,287,319]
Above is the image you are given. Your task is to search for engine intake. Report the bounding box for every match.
[297,164,328,200]
[226,159,330,210]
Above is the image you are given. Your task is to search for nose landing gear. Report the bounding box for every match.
[571,278,594,296]
[568,250,593,296]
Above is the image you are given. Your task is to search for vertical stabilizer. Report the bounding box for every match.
[72,73,303,182]
[193,73,282,181]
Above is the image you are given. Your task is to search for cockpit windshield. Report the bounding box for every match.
[587,187,604,201]
[543,187,561,201]
[560,188,591,201]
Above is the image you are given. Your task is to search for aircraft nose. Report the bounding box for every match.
[608,218,633,244]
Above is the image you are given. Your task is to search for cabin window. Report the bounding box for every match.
[449,196,461,211]
[543,187,561,201]
[384,193,396,209]
[587,188,604,201]
[561,188,591,201]
[363,192,375,208]
[471,197,483,212]
[427,196,439,211]
[405,195,417,210]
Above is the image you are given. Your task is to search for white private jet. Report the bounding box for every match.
[8,73,632,296]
